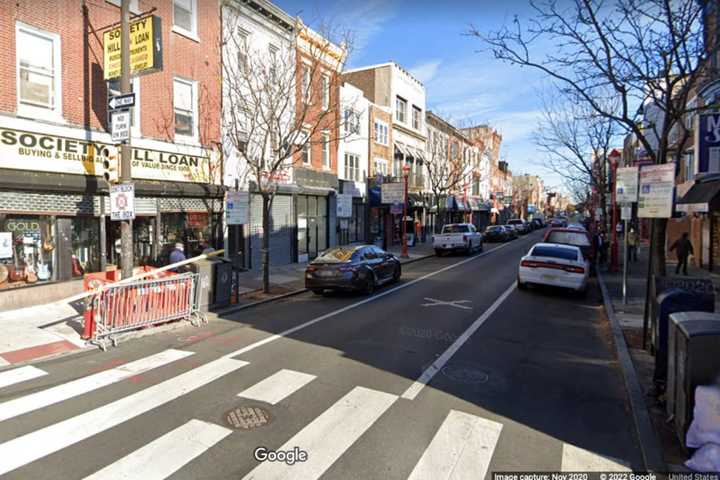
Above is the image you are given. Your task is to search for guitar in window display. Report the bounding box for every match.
[37,222,53,281]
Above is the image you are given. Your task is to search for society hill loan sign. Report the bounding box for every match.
[0,127,212,184]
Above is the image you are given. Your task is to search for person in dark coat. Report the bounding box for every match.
[670,232,694,275]
[168,242,187,272]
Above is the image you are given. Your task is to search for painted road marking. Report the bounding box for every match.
[224,241,517,360]
[242,386,397,480]
[561,443,631,471]
[402,282,517,400]
[0,365,47,389]
[84,419,232,480]
[238,369,316,405]
[0,349,194,423]
[0,357,248,476]
[421,298,472,310]
[407,410,503,480]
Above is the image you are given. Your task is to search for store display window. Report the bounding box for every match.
[70,217,101,276]
[0,215,55,288]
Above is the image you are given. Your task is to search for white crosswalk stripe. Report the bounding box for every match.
[238,368,316,405]
[0,349,193,422]
[407,409,503,480]
[83,419,232,480]
[0,357,248,476]
[242,386,397,480]
[561,443,631,471]
[0,365,47,389]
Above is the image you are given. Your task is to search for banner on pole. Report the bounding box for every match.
[638,163,675,218]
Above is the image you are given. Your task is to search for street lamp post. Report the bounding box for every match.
[401,163,411,259]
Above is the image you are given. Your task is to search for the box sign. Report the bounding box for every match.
[698,113,720,173]
[225,191,249,225]
[103,16,163,80]
[110,183,135,221]
[381,183,404,204]
[0,126,213,184]
[336,194,353,217]
[111,110,130,142]
[638,163,675,218]
[616,166,639,203]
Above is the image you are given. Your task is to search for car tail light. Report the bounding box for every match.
[306,266,317,272]
[521,260,539,268]
[564,266,585,274]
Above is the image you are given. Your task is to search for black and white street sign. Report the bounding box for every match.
[110,184,135,221]
[108,93,136,111]
[111,110,131,142]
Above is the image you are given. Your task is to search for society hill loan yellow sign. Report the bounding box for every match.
[103,16,162,80]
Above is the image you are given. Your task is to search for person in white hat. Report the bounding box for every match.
[169,242,186,271]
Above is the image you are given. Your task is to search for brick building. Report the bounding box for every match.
[0,0,223,305]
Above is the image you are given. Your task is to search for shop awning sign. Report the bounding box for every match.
[110,183,135,221]
[381,183,404,204]
[616,166,639,203]
[225,191,249,225]
[638,163,675,218]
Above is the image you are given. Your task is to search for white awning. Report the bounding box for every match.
[394,142,410,157]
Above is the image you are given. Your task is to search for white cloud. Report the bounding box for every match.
[409,60,442,84]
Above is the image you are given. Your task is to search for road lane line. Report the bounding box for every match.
[0,365,47,389]
[238,369,316,405]
[401,282,517,400]
[242,386,397,480]
[224,241,517,360]
[407,410,503,480]
[83,419,232,480]
[0,357,248,476]
[0,349,194,423]
[561,443,631,471]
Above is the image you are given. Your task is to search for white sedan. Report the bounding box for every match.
[517,242,589,294]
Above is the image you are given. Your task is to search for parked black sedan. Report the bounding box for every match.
[305,245,401,295]
[484,225,509,242]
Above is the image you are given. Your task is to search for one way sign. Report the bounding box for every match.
[108,93,135,111]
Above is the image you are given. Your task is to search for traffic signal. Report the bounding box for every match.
[103,146,120,183]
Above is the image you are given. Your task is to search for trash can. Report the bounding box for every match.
[213,260,233,308]
[654,289,714,390]
[669,315,720,447]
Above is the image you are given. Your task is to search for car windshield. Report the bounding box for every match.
[442,225,470,233]
[531,246,579,261]
[313,247,357,263]
[547,231,591,247]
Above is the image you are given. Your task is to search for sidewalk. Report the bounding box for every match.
[599,243,720,469]
[0,241,437,367]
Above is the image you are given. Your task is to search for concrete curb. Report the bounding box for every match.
[597,270,667,472]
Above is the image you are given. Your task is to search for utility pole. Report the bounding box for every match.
[119,0,134,278]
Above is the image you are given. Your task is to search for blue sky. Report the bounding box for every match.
[275,0,564,192]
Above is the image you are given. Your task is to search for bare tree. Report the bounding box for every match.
[424,128,478,232]
[222,13,353,292]
[471,0,713,276]
[533,90,618,228]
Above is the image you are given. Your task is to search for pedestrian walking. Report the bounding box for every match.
[670,232,694,276]
[169,242,188,273]
[627,228,638,262]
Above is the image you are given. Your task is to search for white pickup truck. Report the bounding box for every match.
[433,223,483,256]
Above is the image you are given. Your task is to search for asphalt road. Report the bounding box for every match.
[0,229,643,479]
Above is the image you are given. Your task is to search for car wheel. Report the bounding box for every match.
[479,242,484,252]
[576,285,587,298]
[435,249,443,257]
[517,278,527,290]
[312,289,324,295]
[364,274,376,295]
[392,264,401,282]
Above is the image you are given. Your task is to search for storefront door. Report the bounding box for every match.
[297,195,327,261]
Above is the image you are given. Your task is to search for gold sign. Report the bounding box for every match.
[103,16,163,80]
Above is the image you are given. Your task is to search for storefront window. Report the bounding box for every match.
[161,212,213,260]
[70,217,100,276]
[0,214,55,287]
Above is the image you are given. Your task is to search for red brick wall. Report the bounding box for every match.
[0,0,221,147]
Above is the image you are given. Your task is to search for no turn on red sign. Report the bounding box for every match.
[110,184,136,221]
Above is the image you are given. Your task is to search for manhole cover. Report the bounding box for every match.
[441,364,489,384]
[225,405,272,430]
